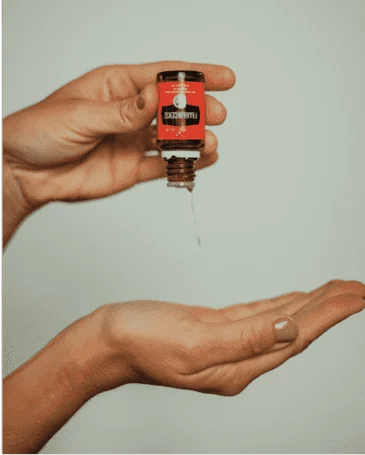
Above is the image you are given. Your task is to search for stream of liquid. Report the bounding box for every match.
[190,190,201,248]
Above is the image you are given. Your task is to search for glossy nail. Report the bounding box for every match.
[274,317,298,342]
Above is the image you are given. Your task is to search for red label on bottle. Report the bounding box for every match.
[157,81,205,140]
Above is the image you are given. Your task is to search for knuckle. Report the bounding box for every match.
[175,356,196,375]
[324,280,357,298]
[327,279,343,289]
[297,337,312,354]
[218,384,242,397]
[210,152,219,165]
[164,60,186,68]
[174,333,203,375]
[289,291,306,299]
[203,130,217,149]
[246,326,266,355]
[57,99,81,117]
[100,64,124,77]
[250,302,260,311]
[119,102,136,131]
[215,308,231,323]
[97,65,111,75]
[327,279,342,285]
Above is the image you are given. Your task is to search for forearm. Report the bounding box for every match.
[2,159,32,248]
[3,309,114,454]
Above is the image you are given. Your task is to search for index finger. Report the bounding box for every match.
[126,61,236,91]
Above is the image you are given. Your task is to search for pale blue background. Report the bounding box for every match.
[3,0,365,453]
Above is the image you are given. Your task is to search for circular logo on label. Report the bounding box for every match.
[173,93,187,109]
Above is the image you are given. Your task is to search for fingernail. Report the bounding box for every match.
[274,317,298,342]
[137,93,145,110]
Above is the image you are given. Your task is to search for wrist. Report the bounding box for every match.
[62,306,135,397]
[3,306,127,454]
[3,158,34,246]
[3,114,53,210]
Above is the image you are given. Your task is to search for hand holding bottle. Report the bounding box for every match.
[3,62,233,208]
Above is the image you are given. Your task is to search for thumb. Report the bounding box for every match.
[78,84,158,136]
[197,313,298,370]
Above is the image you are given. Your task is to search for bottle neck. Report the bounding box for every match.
[165,157,197,191]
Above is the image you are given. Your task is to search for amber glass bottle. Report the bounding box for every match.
[156,70,205,190]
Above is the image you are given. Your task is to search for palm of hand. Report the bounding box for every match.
[101,300,239,393]
[99,280,365,396]
[101,299,276,395]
